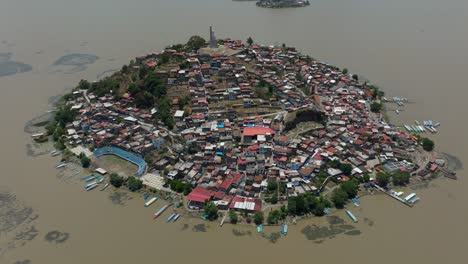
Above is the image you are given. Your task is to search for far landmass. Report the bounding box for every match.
[256,0,310,8]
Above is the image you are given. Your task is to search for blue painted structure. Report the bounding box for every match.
[93,146,147,176]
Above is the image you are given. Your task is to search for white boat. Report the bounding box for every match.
[404,193,417,201]
[86,183,99,191]
[144,197,158,207]
[85,181,98,188]
[434,122,440,128]
[56,163,66,169]
[173,214,181,222]
[100,183,109,191]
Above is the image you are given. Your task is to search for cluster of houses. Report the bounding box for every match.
[64,92,167,156]
[62,38,423,213]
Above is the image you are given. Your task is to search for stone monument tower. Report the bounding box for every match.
[209,26,218,49]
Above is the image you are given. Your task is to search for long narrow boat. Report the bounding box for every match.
[85,181,98,188]
[257,225,263,233]
[86,183,99,191]
[84,176,97,183]
[144,197,158,207]
[100,183,109,191]
[96,175,105,183]
[153,205,169,219]
[56,163,66,169]
[166,213,176,222]
[173,214,181,222]
[351,197,360,207]
[346,210,358,223]
[280,224,288,236]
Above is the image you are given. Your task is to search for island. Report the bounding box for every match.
[256,0,310,8]
[40,28,455,228]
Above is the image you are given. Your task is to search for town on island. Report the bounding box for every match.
[33,27,455,233]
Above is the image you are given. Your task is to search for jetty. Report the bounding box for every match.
[373,184,416,207]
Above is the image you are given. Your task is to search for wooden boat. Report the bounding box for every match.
[144,197,158,207]
[100,183,109,191]
[96,175,105,183]
[153,205,169,219]
[166,213,176,222]
[173,214,181,222]
[85,181,98,188]
[84,176,97,182]
[346,210,358,223]
[86,183,99,191]
[280,224,288,236]
[56,163,66,169]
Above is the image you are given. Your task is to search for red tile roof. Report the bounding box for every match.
[243,127,275,137]
[187,187,212,203]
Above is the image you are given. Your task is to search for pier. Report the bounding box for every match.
[373,184,414,207]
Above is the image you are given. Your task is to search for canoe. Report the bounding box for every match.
[144,197,158,207]
[86,183,99,191]
[345,210,358,223]
[166,213,176,222]
[100,183,109,191]
[173,214,181,222]
[281,224,288,236]
[153,205,169,219]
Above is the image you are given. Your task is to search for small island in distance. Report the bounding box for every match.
[257,0,310,8]
[234,0,310,9]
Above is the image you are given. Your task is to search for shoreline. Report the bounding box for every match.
[27,35,454,231]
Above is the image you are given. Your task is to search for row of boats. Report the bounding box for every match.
[143,194,182,222]
[404,120,440,134]
[389,190,420,205]
[82,175,109,191]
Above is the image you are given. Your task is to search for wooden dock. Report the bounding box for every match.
[373,184,414,207]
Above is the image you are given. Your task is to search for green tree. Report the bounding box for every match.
[392,171,411,186]
[267,210,281,225]
[253,211,264,225]
[340,180,358,199]
[186,35,206,51]
[78,79,91,90]
[331,188,348,208]
[110,173,124,188]
[342,68,348,74]
[370,102,382,113]
[360,173,371,183]
[247,37,254,46]
[376,172,390,188]
[204,202,218,221]
[79,153,91,168]
[267,181,278,193]
[229,211,238,224]
[127,176,143,192]
[339,163,353,176]
[270,193,278,204]
[134,91,154,109]
[160,53,170,64]
[421,137,435,151]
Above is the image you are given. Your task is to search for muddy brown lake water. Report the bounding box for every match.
[1,0,467,263]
